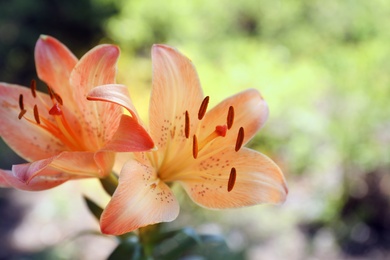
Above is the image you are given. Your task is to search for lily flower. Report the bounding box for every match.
[88,45,288,235]
[0,35,154,191]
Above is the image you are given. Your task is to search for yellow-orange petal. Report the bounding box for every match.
[179,147,288,209]
[102,114,154,152]
[35,35,78,109]
[0,169,69,191]
[87,84,139,120]
[200,89,269,152]
[149,45,204,164]
[100,160,179,235]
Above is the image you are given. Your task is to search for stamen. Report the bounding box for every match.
[185,110,190,138]
[235,127,244,152]
[192,135,198,159]
[227,167,236,192]
[198,96,209,120]
[33,105,40,124]
[49,103,63,115]
[18,109,27,120]
[227,106,234,129]
[46,85,54,100]
[30,79,37,98]
[18,94,24,111]
[53,93,63,105]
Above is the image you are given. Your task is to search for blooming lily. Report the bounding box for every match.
[0,35,154,191]
[88,45,288,235]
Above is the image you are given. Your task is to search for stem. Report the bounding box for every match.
[100,172,119,196]
[138,224,162,258]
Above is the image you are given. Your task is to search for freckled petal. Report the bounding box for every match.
[102,115,154,152]
[0,83,66,161]
[0,169,69,191]
[200,89,268,151]
[87,84,139,120]
[179,147,287,209]
[35,35,78,107]
[70,44,122,148]
[100,160,179,235]
[150,45,204,162]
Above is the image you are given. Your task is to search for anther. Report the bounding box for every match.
[227,106,234,129]
[18,94,24,111]
[18,110,27,120]
[235,127,244,152]
[46,85,54,100]
[198,96,209,120]
[33,105,40,124]
[53,93,63,105]
[227,167,237,192]
[185,110,190,138]
[192,135,198,159]
[30,79,37,98]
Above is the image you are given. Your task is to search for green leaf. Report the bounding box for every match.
[152,227,201,259]
[83,196,103,221]
[108,236,143,260]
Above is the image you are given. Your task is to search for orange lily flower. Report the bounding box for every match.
[88,45,288,235]
[0,35,154,191]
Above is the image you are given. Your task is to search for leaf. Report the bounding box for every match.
[108,236,143,260]
[83,196,103,221]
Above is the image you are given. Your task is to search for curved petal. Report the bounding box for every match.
[150,45,204,165]
[199,89,269,154]
[70,44,122,149]
[179,147,288,209]
[35,35,78,108]
[0,83,66,161]
[13,151,111,183]
[100,160,179,235]
[102,115,154,152]
[87,84,139,120]
[0,169,69,191]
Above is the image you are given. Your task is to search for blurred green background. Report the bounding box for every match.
[1,0,389,259]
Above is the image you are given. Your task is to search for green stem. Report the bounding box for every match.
[100,172,119,196]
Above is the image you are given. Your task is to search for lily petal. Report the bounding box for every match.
[200,89,269,153]
[35,35,78,108]
[0,83,66,161]
[179,147,288,209]
[87,84,139,120]
[0,169,69,191]
[70,44,122,149]
[150,44,204,161]
[100,160,179,235]
[13,151,111,184]
[102,114,154,152]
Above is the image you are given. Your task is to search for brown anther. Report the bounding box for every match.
[227,167,237,192]
[33,105,40,124]
[227,106,234,129]
[53,93,63,105]
[192,135,198,159]
[46,85,54,99]
[30,79,37,98]
[18,109,27,120]
[198,96,209,120]
[235,127,244,152]
[18,94,24,111]
[185,110,190,138]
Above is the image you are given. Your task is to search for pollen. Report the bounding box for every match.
[227,106,234,129]
[18,109,27,120]
[30,79,37,98]
[227,167,236,192]
[18,94,24,111]
[185,110,190,138]
[235,127,244,152]
[198,96,209,120]
[192,135,198,159]
[33,105,40,124]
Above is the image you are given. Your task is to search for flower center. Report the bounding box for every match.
[17,80,84,151]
